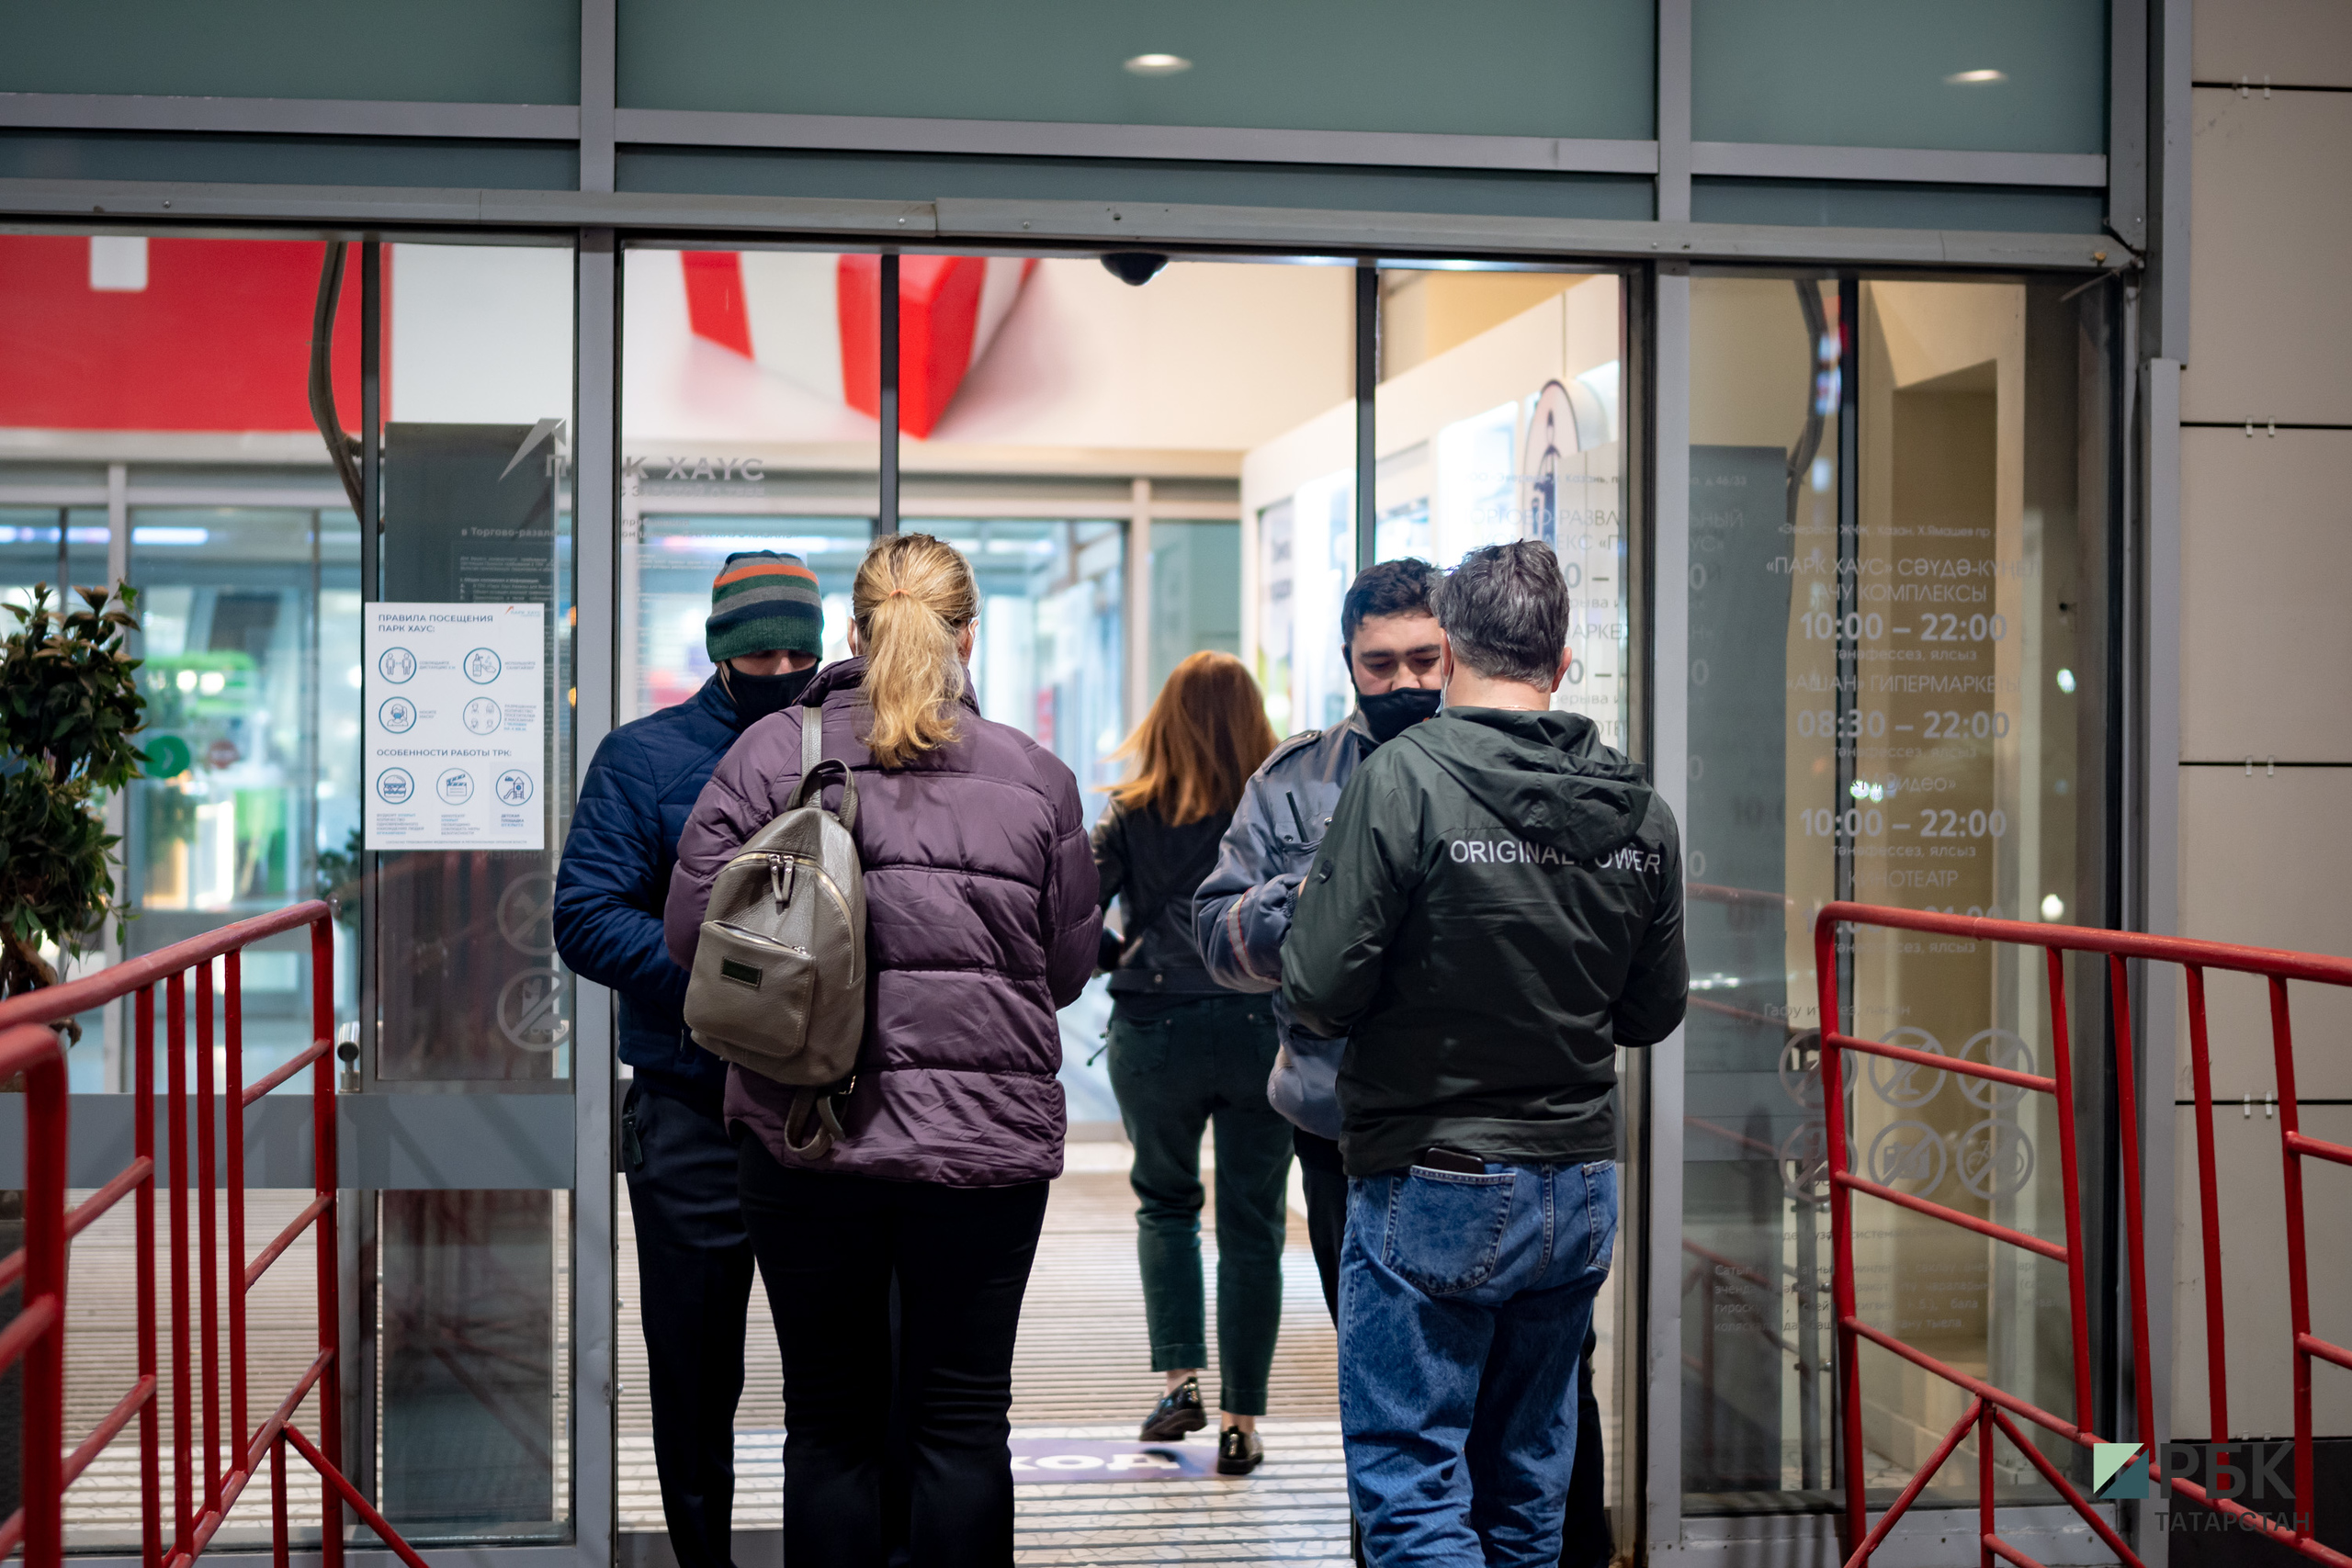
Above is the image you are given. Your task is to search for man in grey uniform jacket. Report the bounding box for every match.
[1193,557,1443,1318]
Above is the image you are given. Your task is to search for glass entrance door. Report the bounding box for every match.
[0,231,588,1551]
[1677,274,2116,1518]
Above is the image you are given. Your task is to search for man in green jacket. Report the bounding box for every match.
[1282,539,1686,1568]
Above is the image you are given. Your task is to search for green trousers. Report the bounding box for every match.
[1104,992,1294,1416]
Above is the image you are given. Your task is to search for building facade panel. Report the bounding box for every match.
[2182,85,2352,424]
[2177,765,2352,1100]
[2178,428,2352,761]
[2191,0,2352,90]
[2169,1103,2352,1441]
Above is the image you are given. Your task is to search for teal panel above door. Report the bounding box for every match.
[1691,178,2108,234]
[615,147,1657,222]
[1693,0,2108,154]
[617,0,1656,142]
[0,0,580,105]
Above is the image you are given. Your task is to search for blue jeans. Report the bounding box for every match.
[1340,1159,1619,1568]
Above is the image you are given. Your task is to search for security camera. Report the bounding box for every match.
[1101,252,1170,287]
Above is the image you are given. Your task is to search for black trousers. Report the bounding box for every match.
[623,1080,758,1568]
[1560,1320,1610,1568]
[1294,1126,1350,1324]
[1295,1127,1610,1568]
[739,1137,1049,1568]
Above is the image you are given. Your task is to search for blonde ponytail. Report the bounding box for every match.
[853,533,978,769]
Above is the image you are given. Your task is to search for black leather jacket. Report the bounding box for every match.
[1090,798,1229,1003]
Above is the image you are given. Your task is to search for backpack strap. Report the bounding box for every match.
[781,1082,850,1159]
[778,700,857,1164]
[789,700,858,830]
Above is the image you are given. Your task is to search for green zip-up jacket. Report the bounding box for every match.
[1280,705,1686,1178]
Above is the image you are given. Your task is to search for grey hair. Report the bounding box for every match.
[1430,540,1571,688]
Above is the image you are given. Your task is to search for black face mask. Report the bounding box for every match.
[722,661,817,724]
[1357,684,1442,744]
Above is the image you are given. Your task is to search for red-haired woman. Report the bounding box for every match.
[1090,650,1286,1474]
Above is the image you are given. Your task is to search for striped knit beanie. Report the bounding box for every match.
[707,551,824,662]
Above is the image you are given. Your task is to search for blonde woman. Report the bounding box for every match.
[1090,651,1285,1473]
[666,533,1100,1568]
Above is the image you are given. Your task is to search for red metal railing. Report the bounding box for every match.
[0,1024,69,1567]
[1815,900,2352,1568]
[2170,947,2352,1566]
[0,900,427,1568]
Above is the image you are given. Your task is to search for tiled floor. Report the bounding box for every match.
[55,1189,576,1552]
[55,1190,334,1551]
[617,1137,1352,1563]
[616,1421,1350,1566]
[46,1139,1350,1562]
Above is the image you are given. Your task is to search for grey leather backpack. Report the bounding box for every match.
[683,702,867,1157]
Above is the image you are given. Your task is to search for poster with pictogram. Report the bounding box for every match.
[364,603,546,851]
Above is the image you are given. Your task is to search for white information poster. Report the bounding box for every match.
[364,604,547,851]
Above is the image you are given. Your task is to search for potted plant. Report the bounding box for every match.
[0,579,141,1519]
[0,581,146,1010]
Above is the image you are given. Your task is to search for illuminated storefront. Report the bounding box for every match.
[0,1,2188,1558]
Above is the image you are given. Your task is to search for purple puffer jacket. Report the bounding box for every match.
[663,658,1101,1187]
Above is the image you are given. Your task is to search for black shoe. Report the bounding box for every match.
[1139,1377,1207,1440]
[1216,1426,1265,1475]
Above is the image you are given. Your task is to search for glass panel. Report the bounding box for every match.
[373,243,578,1089]
[0,231,579,1548]
[1251,270,1632,746]
[1681,275,2109,1514]
[1692,0,2109,154]
[0,235,376,1100]
[0,505,107,591]
[1373,267,1629,750]
[928,519,1125,821]
[379,1190,570,1538]
[619,0,1654,141]
[1147,519,1241,696]
[365,242,578,1541]
[628,516,865,720]
[1248,479,1354,740]
[623,249,884,508]
[130,505,357,1084]
[621,243,888,725]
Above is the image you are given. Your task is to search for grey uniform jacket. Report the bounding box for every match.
[1192,711,1376,1140]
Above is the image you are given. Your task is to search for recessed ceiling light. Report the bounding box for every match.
[1124,52,1192,76]
[1945,69,2007,84]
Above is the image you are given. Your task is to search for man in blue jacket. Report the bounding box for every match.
[554,551,823,1568]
